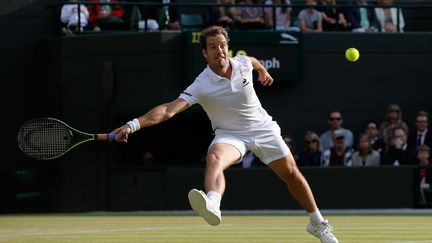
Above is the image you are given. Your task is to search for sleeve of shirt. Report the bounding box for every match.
[179,80,201,106]
[234,55,253,73]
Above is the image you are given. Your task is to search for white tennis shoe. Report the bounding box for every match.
[306,220,339,243]
[188,189,221,226]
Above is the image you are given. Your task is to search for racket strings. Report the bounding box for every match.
[18,118,71,160]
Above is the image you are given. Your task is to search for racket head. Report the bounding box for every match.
[17,117,93,160]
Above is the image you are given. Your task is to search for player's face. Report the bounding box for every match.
[202,34,229,70]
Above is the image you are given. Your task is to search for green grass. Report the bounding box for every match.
[0,213,432,243]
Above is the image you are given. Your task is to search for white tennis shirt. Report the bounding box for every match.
[179,55,276,133]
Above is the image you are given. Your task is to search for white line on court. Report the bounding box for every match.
[392,241,432,243]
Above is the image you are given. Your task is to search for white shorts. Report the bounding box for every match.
[210,124,291,165]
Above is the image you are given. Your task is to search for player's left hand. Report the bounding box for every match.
[257,69,273,86]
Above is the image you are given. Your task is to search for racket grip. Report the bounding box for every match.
[108,133,128,141]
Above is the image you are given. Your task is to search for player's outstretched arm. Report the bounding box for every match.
[112,98,190,142]
[249,56,273,86]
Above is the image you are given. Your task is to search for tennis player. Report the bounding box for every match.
[112,25,338,243]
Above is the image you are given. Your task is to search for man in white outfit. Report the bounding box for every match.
[112,26,338,243]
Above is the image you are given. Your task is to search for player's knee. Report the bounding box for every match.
[206,153,222,168]
[282,163,302,181]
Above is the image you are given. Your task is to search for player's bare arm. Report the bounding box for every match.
[249,56,273,86]
[113,98,190,142]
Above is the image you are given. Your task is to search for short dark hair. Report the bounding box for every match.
[199,26,229,50]
[416,110,429,119]
[417,144,430,154]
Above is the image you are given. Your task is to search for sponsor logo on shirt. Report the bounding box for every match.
[242,78,250,87]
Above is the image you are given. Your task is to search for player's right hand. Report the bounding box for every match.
[112,125,131,143]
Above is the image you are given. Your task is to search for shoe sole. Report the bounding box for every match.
[188,189,221,226]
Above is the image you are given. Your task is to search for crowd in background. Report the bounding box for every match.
[59,0,405,34]
[58,1,428,205]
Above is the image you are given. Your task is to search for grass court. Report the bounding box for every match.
[1,211,432,243]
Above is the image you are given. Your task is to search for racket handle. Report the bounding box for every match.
[108,133,128,141]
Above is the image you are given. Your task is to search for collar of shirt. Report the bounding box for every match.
[418,128,428,136]
[205,57,239,83]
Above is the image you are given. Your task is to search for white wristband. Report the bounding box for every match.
[126,118,140,133]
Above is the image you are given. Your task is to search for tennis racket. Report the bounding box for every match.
[17,117,127,160]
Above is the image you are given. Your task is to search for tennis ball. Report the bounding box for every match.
[345,47,360,62]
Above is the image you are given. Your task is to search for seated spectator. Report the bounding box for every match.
[237,150,265,168]
[320,110,354,152]
[379,103,409,151]
[382,126,417,166]
[417,145,431,205]
[159,0,181,30]
[235,0,268,30]
[213,0,238,30]
[283,134,298,160]
[365,120,385,153]
[408,110,432,151]
[374,0,405,33]
[316,0,348,31]
[264,0,299,31]
[297,131,322,166]
[60,0,90,34]
[141,149,156,166]
[344,0,380,32]
[87,0,126,31]
[125,1,159,31]
[349,133,381,166]
[322,129,354,166]
[298,0,323,32]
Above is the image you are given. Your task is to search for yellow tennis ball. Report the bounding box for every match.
[345,48,360,62]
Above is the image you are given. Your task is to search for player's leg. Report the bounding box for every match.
[267,153,317,212]
[268,155,339,243]
[188,143,242,226]
[204,143,242,194]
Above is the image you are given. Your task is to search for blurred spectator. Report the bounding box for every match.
[213,0,238,30]
[349,133,381,166]
[125,1,160,31]
[237,150,265,168]
[379,103,409,150]
[264,0,299,31]
[87,0,126,31]
[235,0,268,30]
[316,0,348,31]
[297,131,322,166]
[344,0,379,32]
[141,149,155,166]
[365,120,385,153]
[408,111,432,151]
[417,145,431,205]
[374,0,404,33]
[298,0,323,32]
[382,126,416,166]
[322,129,354,166]
[159,0,181,30]
[60,0,90,34]
[319,111,354,152]
[283,134,298,160]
